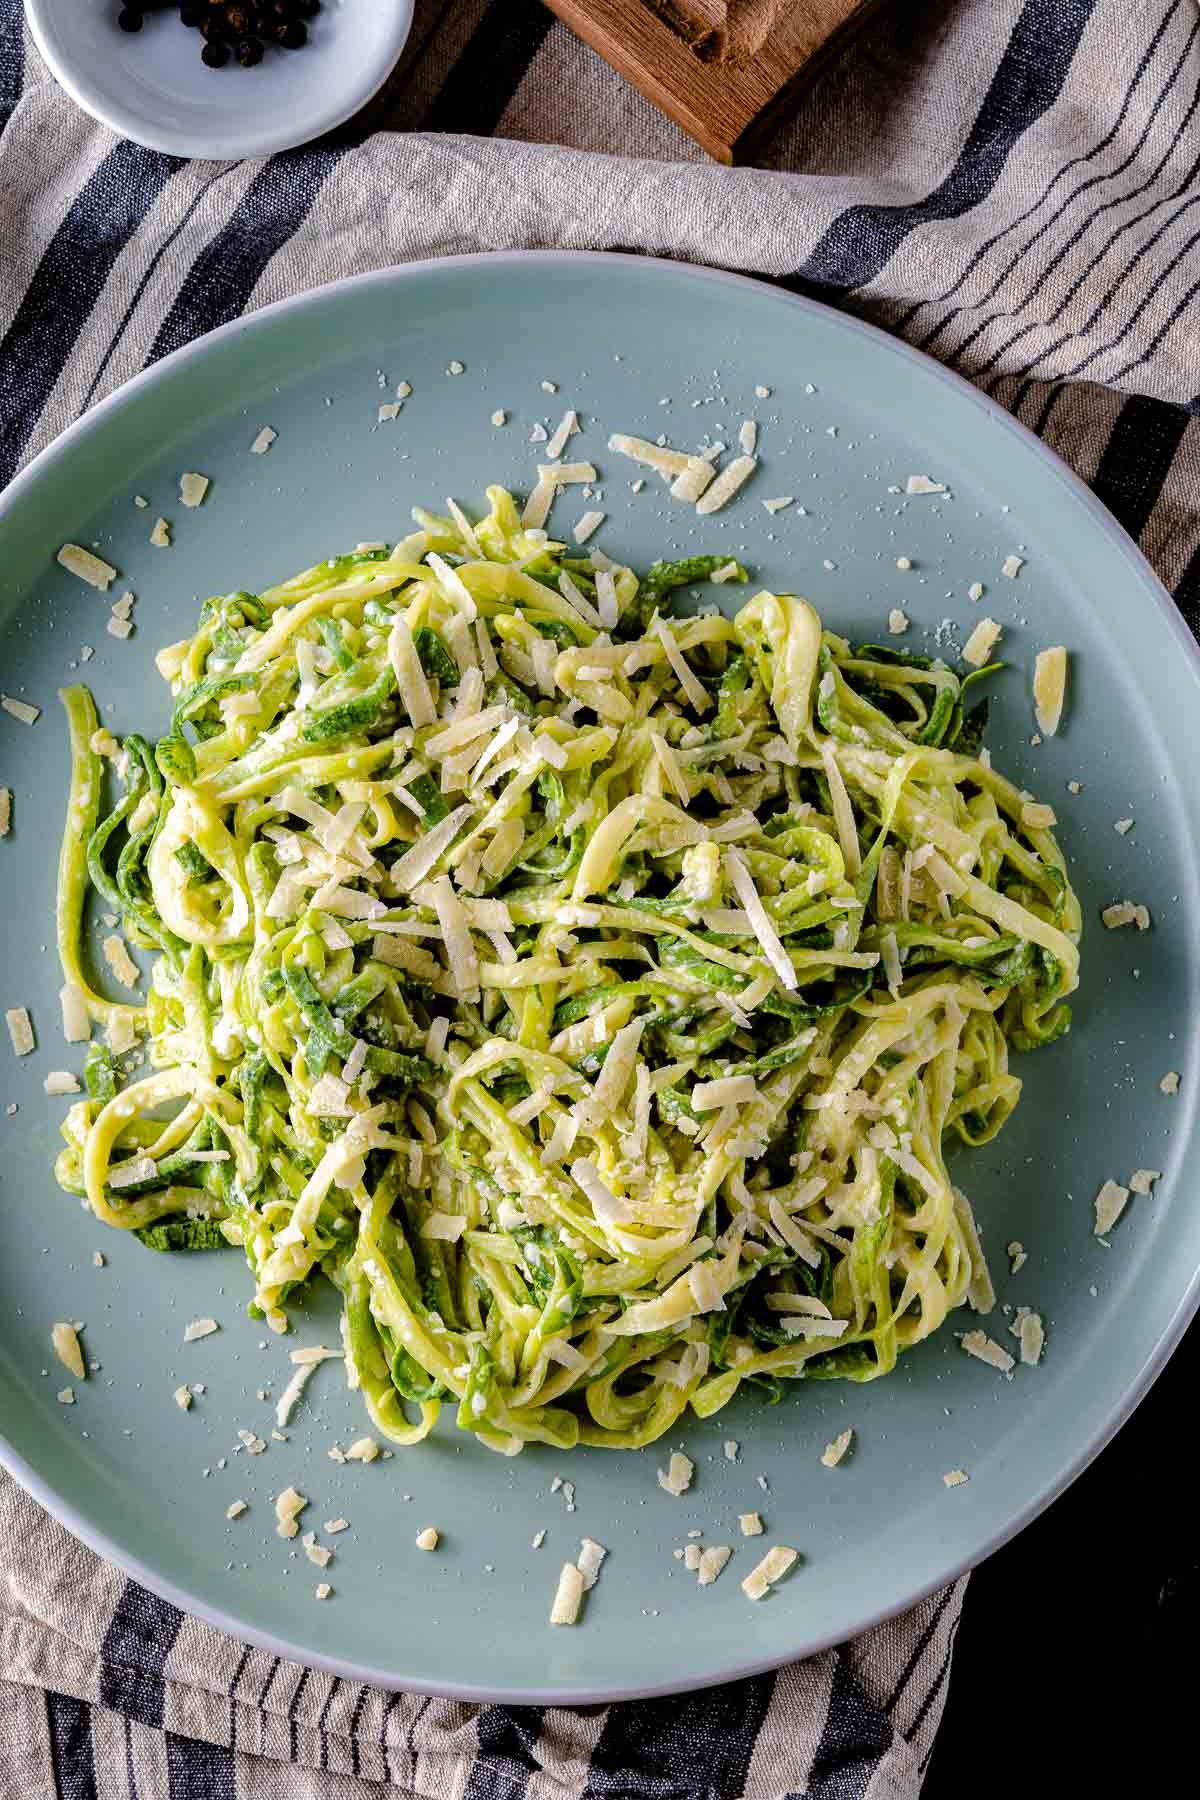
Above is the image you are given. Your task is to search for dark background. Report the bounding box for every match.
[925,1309,1196,1790]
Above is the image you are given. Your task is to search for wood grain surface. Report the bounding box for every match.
[541,0,888,161]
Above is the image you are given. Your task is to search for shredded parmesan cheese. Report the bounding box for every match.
[657,1451,694,1497]
[741,1545,798,1601]
[1033,647,1068,735]
[820,1428,854,1468]
[6,1008,34,1055]
[52,1322,85,1380]
[150,517,171,548]
[960,1329,1014,1374]
[698,1546,732,1586]
[962,618,1001,667]
[57,544,117,590]
[550,1561,583,1625]
[251,427,276,454]
[1,697,39,725]
[179,472,209,508]
[1093,1178,1130,1236]
[274,1487,308,1538]
[695,454,756,515]
[183,1317,219,1342]
[943,1469,969,1489]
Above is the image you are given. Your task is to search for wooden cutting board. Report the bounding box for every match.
[541,0,886,163]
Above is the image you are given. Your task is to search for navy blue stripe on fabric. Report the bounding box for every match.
[316,1675,341,1772]
[914,1614,964,1776]
[794,0,1096,295]
[165,1732,237,1799]
[147,148,342,366]
[972,64,1200,385]
[801,1656,893,1800]
[0,141,180,487]
[880,1585,956,1714]
[82,164,244,410]
[226,1642,251,1756]
[45,1691,98,1800]
[347,1682,371,1777]
[1089,394,1189,541]
[906,0,1188,346]
[422,0,555,136]
[464,1706,546,1800]
[0,0,24,131]
[581,1674,774,1800]
[98,1580,184,1729]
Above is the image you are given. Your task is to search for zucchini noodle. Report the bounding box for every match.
[52,484,1080,1454]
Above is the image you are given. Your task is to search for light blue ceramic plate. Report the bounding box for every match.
[25,0,413,161]
[1,254,1197,1702]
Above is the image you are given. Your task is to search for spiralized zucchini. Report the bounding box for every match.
[53,485,1080,1454]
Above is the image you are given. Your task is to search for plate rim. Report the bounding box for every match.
[1,248,1198,1703]
[22,0,415,161]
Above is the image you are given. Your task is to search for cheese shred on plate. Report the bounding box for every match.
[46,482,1080,1458]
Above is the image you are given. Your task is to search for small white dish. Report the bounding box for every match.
[24,0,414,161]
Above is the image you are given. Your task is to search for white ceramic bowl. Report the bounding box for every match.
[24,0,414,160]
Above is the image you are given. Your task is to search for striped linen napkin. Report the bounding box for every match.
[0,0,1196,1794]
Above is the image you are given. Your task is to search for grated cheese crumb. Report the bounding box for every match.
[1114,817,1134,836]
[657,1451,694,1497]
[0,788,9,836]
[1102,901,1151,931]
[43,1070,80,1096]
[895,556,912,571]
[1160,1070,1180,1095]
[1129,1168,1161,1195]
[550,1561,583,1625]
[698,1545,732,1586]
[102,934,139,989]
[1018,1311,1044,1365]
[57,1388,75,1405]
[226,1500,247,1519]
[315,1583,332,1600]
[57,544,116,590]
[1007,1240,1027,1275]
[1001,554,1024,578]
[573,510,605,544]
[968,581,985,601]
[762,496,793,515]
[346,1436,380,1463]
[183,1318,218,1342]
[943,1469,969,1489]
[1,697,40,726]
[577,1537,607,1590]
[531,1528,546,1549]
[887,608,909,635]
[962,618,1001,668]
[491,409,507,427]
[302,1531,332,1568]
[1033,646,1068,735]
[377,402,401,422]
[1093,1178,1130,1236]
[960,1329,1014,1375]
[723,1439,739,1461]
[173,1384,193,1411]
[695,454,756,515]
[1021,801,1056,830]
[739,1512,764,1536]
[820,1427,854,1468]
[149,517,170,548]
[52,1322,85,1380]
[274,1487,307,1538]
[179,472,209,508]
[6,1008,34,1056]
[250,427,276,454]
[741,1545,798,1601]
[905,474,946,495]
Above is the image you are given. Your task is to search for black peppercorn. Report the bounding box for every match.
[235,36,263,66]
[117,7,143,30]
[295,0,320,16]
[269,0,293,16]
[180,3,203,23]
[278,18,306,47]
[201,38,230,64]
[200,12,228,38]
[223,3,252,32]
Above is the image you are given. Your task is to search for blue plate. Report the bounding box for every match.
[0,253,1197,1700]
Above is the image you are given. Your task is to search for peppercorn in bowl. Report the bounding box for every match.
[25,0,414,158]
